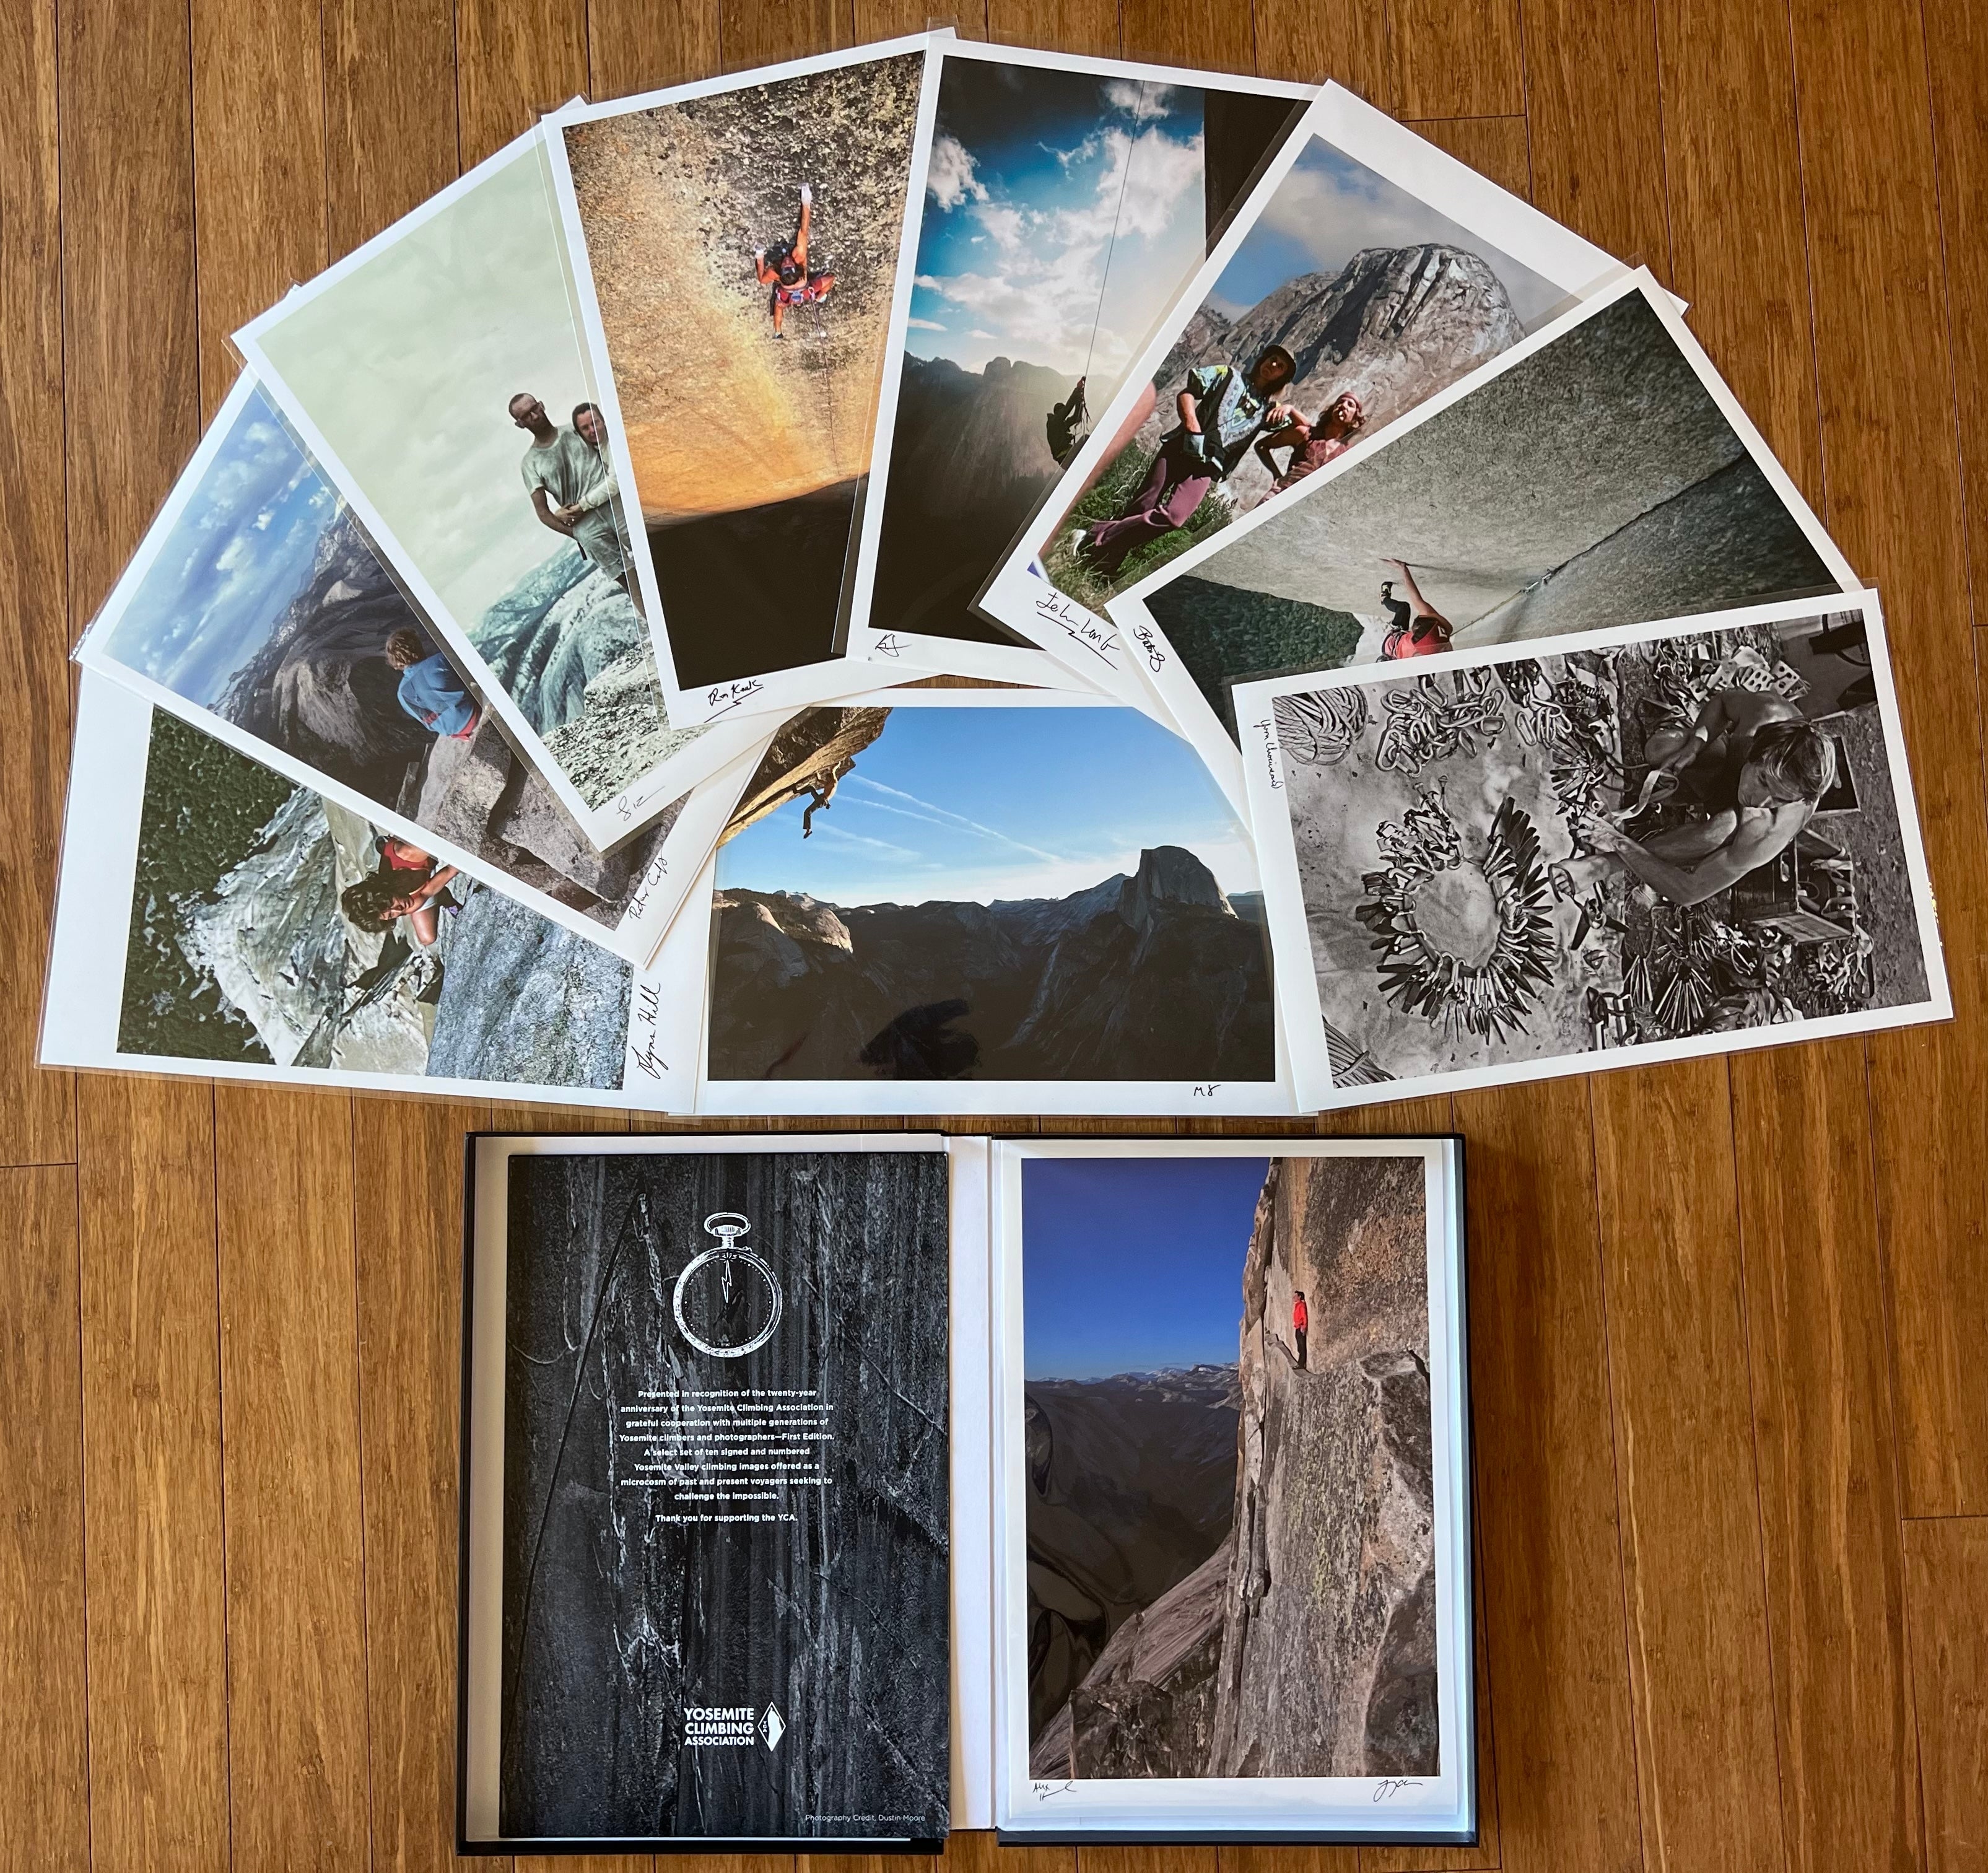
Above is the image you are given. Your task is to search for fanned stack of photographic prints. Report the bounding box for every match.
[43,30,1950,1122]
[461,1132,1471,1850]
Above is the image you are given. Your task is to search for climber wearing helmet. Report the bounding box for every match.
[753,183,837,338]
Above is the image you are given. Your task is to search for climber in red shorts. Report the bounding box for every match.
[1293,1290,1309,1370]
[753,183,836,338]
[1379,558,1455,660]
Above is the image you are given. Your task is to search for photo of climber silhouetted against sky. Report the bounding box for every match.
[855,50,1303,652]
[1019,122,1571,616]
[554,48,930,692]
[1136,278,1854,743]
[703,698,1276,1085]
[80,376,684,949]
[1019,1150,1440,1781]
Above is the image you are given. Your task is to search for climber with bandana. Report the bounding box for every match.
[753,183,836,338]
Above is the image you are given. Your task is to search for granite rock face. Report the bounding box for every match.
[214,507,437,801]
[1030,1155,1440,1781]
[469,546,650,736]
[708,845,1276,1082]
[497,1150,951,1840]
[1148,244,1529,513]
[1206,1156,1437,1779]
[725,705,893,840]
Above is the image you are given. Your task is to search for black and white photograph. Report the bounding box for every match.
[664,691,1293,1115]
[74,374,741,965]
[842,44,1307,683]
[988,1137,1472,1841]
[235,133,769,842]
[976,81,1619,698]
[460,1138,953,1849]
[40,676,698,1109]
[1116,271,1858,810]
[547,39,942,719]
[1237,595,1947,1108]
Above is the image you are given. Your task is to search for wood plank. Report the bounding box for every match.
[1389,0,1524,121]
[987,0,1113,56]
[1406,115,1530,196]
[1119,0,1249,69]
[0,1167,89,1870]
[1081,1849,1216,1873]
[1251,0,1387,102]
[190,0,328,403]
[1732,1046,1920,1872]
[587,0,723,96]
[1517,0,1669,272]
[77,1078,230,1871]
[1904,1515,1988,1873]
[354,1093,485,1868]
[1789,0,1988,1524]
[1923,1,1988,616]
[858,0,985,38]
[0,0,74,1165]
[214,1086,371,1869]
[325,0,458,259]
[1590,1057,1786,1873]
[1224,1850,1354,1873]
[456,0,588,167]
[720,0,852,72]
[1449,1078,1639,1873]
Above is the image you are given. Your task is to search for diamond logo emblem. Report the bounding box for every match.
[761,1703,785,1751]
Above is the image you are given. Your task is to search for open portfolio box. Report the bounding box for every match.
[458,1133,1472,1851]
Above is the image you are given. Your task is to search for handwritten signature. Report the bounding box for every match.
[1253,718,1284,792]
[1130,623,1167,673]
[1372,1778,1424,1803]
[1032,593,1119,664]
[1030,1779,1076,1801]
[706,678,766,715]
[873,633,904,658]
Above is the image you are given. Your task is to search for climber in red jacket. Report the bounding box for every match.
[1293,1290,1308,1370]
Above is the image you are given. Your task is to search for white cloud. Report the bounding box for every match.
[974,202,1026,251]
[927,133,988,209]
[1104,79,1175,122]
[906,316,946,331]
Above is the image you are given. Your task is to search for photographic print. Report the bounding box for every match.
[977,82,1618,689]
[235,133,766,844]
[842,46,1307,683]
[548,39,940,716]
[42,675,694,1111]
[1237,595,1947,1109]
[76,374,743,966]
[1122,273,1857,811]
[471,1143,950,1846]
[668,692,1292,1114]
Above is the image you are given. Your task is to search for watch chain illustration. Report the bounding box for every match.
[673,1210,784,1356]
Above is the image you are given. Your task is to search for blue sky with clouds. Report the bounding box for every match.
[1206,139,1564,328]
[717,702,1259,907]
[906,61,1208,395]
[103,388,335,708]
[1022,1155,1270,1379]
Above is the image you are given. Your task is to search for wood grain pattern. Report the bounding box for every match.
[1905,1515,1988,1873]
[1591,1059,1786,1873]
[7,0,1988,1866]
[78,1079,231,1871]
[0,1168,89,1871]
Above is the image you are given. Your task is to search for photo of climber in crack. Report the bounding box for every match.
[753,183,837,338]
[1016,1150,1442,1783]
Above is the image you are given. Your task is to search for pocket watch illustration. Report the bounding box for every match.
[673,1212,783,1358]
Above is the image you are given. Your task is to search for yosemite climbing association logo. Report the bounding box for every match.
[683,1701,785,1751]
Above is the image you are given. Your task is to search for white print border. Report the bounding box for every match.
[1108,268,1862,819]
[977,79,1629,696]
[543,35,951,725]
[842,41,1314,694]
[659,686,1299,1117]
[1233,588,1950,1112]
[987,1136,1473,1841]
[234,133,768,845]
[41,671,700,1112]
[74,375,767,969]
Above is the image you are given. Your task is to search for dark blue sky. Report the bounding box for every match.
[1021,1156,1270,1379]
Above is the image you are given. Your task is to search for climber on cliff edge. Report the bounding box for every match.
[1293,1289,1308,1370]
[754,183,836,338]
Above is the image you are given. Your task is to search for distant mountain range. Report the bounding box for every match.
[214,507,436,802]
[708,844,1275,1081]
[1024,1363,1244,1745]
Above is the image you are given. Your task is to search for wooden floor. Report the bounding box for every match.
[4,0,1988,1866]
